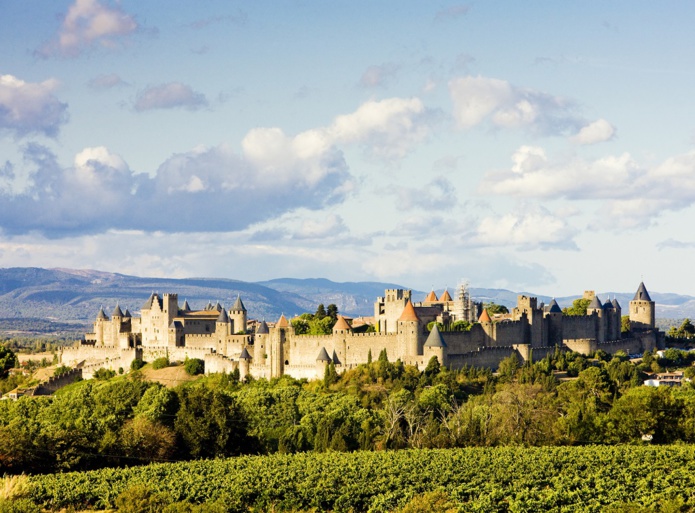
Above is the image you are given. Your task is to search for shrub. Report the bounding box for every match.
[130,358,145,371]
[93,368,116,380]
[152,357,170,370]
[115,485,170,513]
[52,365,71,378]
[184,358,204,376]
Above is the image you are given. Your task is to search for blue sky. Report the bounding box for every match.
[1,1,695,297]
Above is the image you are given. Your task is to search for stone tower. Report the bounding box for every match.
[586,295,605,343]
[396,300,422,358]
[545,299,563,346]
[630,282,655,332]
[423,323,447,366]
[229,295,247,334]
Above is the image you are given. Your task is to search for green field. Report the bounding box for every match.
[23,445,695,512]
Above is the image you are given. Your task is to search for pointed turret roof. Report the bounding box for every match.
[124,309,132,318]
[231,295,246,312]
[612,298,621,310]
[588,295,603,310]
[333,315,351,332]
[205,301,213,310]
[478,309,491,323]
[96,307,108,321]
[276,314,289,328]
[256,320,269,334]
[548,299,562,313]
[440,289,453,302]
[142,293,157,310]
[182,300,191,311]
[214,302,223,312]
[332,350,341,365]
[424,324,447,348]
[239,347,252,360]
[112,304,123,317]
[316,347,331,362]
[217,309,229,322]
[633,282,652,302]
[425,290,438,302]
[398,300,420,322]
[603,298,614,310]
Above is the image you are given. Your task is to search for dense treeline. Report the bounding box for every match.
[3,346,695,476]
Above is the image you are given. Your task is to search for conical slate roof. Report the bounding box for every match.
[217,309,229,322]
[142,293,157,310]
[424,324,447,348]
[333,315,351,332]
[440,289,453,302]
[276,314,289,328]
[478,309,491,323]
[588,295,603,310]
[398,300,419,322]
[124,309,132,318]
[425,290,438,302]
[96,307,108,321]
[256,320,269,334]
[205,301,213,310]
[316,347,331,362]
[231,295,246,312]
[332,350,341,365]
[603,298,614,310]
[112,304,123,317]
[548,299,562,313]
[612,298,621,310]
[239,347,252,360]
[214,302,223,312]
[633,282,652,302]
[182,300,191,311]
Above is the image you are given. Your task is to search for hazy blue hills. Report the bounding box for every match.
[0,268,692,338]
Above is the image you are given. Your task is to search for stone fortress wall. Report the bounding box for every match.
[63,282,663,380]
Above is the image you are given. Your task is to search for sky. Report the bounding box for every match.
[1,1,695,297]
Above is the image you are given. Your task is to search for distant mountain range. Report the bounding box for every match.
[0,268,691,336]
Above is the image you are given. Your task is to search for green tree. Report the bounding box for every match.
[563,298,591,316]
[184,358,204,375]
[484,302,509,315]
[621,315,631,334]
[0,346,17,379]
[326,304,339,320]
[316,304,326,319]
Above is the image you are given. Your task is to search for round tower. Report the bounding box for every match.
[239,346,252,380]
[630,282,655,332]
[423,323,447,366]
[545,299,563,346]
[587,294,605,343]
[216,308,230,338]
[229,295,247,334]
[397,300,422,358]
[95,307,108,346]
[254,320,269,363]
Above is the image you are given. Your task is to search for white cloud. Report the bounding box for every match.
[0,75,68,137]
[394,176,457,210]
[360,63,400,88]
[292,214,348,240]
[449,75,582,136]
[88,73,127,90]
[38,0,138,58]
[134,83,208,111]
[571,118,616,145]
[465,205,579,251]
[480,146,695,230]
[327,97,431,158]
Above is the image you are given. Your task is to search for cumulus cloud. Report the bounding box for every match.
[326,97,432,158]
[394,176,457,210]
[88,73,127,90]
[0,96,432,237]
[570,118,616,145]
[0,75,68,137]
[360,63,400,88]
[465,205,579,251]
[38,0,138,58]
[449,75,583,136]
[480,146,695,229]
[134,82,208,111]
